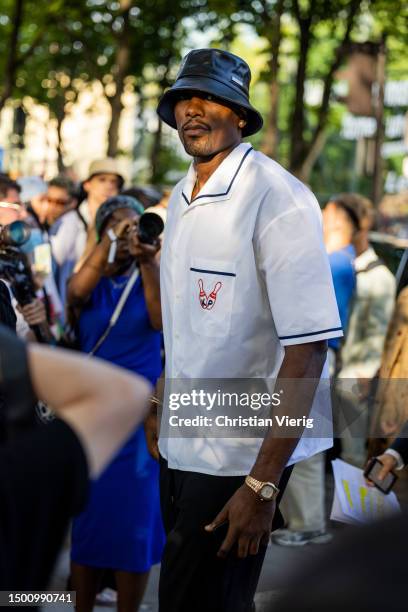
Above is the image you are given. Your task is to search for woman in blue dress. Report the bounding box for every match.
[67,196,164,612]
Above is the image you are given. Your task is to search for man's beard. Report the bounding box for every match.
[181,134,213,158]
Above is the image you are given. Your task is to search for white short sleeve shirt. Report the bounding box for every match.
[159,142,342,476]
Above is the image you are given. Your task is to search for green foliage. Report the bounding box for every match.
[0,0,407,187]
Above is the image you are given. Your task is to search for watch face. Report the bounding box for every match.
[260,484,275,500]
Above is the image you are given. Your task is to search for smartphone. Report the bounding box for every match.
[364,457,397,494]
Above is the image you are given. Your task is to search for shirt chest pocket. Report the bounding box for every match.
[189,259,236,338]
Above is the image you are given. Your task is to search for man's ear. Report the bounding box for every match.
[83,180,90,195]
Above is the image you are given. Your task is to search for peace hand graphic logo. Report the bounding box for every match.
[198,279,222,310]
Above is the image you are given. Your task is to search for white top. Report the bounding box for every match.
[159,142,342,476]
[338,246,396,379]
[49,201,89,306]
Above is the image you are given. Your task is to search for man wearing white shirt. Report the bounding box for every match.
[151,48,342,612]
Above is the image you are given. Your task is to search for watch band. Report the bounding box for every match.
[245,475,279,500]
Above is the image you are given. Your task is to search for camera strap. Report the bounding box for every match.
[88,267,140,356]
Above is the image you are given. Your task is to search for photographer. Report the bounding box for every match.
[0,323,151,590]
[67,195,163,612]
[0,201,56,343]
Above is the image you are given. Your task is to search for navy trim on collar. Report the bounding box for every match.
[279,326,343,340]
[182,146,253,205]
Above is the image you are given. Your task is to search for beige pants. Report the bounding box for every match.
[279,452,326,532]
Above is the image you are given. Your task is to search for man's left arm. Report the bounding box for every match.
[205,340,327,558]
[206,193,340,559]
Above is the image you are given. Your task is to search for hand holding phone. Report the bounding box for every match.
[364,456,397,494]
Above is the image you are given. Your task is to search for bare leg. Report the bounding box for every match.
[115,570,150,612]
[71,562,104,612]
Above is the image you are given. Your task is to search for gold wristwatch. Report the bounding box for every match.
[245,475,279,502]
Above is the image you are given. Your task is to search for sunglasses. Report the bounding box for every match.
[44,196,71,207]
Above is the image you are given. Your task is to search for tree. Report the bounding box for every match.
[205,0,366,182]
[0,0,57,112]
[288,0,362,181]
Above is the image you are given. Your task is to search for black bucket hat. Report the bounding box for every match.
[157,48,263,137]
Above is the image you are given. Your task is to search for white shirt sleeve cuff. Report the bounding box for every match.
[385,448,405,470]
[279,327,343,346]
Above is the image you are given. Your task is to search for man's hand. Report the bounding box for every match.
[205,485,275,559]
[144,408,159,461]
[17,299,47,326]
[365,454,397,487]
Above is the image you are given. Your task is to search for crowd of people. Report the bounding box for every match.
[0,46,407,612]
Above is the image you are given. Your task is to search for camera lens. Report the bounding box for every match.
[3,221,31,246]
[138,212,164,244]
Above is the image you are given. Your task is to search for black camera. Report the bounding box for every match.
[138,212,164,245]
[0,221,49,343]
[0,220,36,306]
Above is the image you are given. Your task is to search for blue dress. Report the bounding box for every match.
[70,273,165,572]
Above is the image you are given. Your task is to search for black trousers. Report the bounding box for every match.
[158,457,292,612]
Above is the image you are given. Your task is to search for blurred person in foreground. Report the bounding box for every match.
[336,194,396,467]
[0,323,151,590]
[67,196,164,612]
[274,512,407,612]
[275,195,357,547]
[149,48,342,612]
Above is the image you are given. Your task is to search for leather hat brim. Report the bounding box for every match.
[157,76,263,137]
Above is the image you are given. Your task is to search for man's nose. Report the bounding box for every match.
[185,97,205,117]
